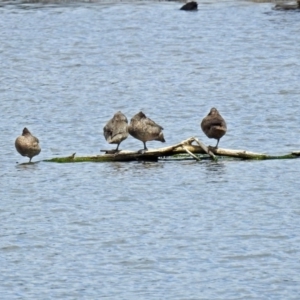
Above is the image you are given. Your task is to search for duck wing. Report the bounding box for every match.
[104,119,128,143]
[209,119,226,129]
[143,117,164,130]
[103,120,113,141]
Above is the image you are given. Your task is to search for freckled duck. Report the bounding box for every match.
[128,111,165,151]
[201,107,227,148]
[103,111,129,152]
[15,127,41,162]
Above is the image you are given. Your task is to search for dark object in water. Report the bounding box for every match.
[128,111,165,151]
[15,127,41,162]
[274,0,300,10]
[180,1,198,11]
[201,108,227,148]
[103,111,129,152]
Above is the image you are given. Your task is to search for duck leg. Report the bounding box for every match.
[143,142,148,151]
[138,142,148,154]
[115,143,120,151]
[215,139,220,148]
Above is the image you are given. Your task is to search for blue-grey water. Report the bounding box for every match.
[1,0,300,299]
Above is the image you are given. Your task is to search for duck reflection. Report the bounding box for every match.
[204,161,227,182]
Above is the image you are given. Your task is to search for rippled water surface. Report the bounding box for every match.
[1,0,300,298]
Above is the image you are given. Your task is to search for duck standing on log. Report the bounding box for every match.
[180,1,198,11]
[128,111,165,151]
[201,108,227,148]
[103,111,129,152]
[15,127,41,163]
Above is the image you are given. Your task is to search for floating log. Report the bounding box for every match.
[44,137,300,163]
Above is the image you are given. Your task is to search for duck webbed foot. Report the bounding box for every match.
[138,142,148,153]
[101,149,120,154]
[209,139,220,149]
[208,145,217,151]
[138,148,148,154]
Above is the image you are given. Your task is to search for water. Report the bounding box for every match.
[1,0,300,298]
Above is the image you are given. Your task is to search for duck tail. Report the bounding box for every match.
[157,132,165,143]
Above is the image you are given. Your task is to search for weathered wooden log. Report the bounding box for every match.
[43,137,300,163]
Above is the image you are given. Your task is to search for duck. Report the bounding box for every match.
[274,0,300,10]
[128,111,165,151]
[15,127,41,162]
[103,111,129,152]
[201,108,227,148]
[180,1,198,11]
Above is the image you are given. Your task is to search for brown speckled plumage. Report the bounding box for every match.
[201,108,227,148]
[103,111,129,151]
[128,112,165,150]
[15,127,41,162]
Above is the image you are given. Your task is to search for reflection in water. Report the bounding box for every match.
[15,161,41,169]
[105,160,164,177]
[204,160,227,183]
[0,0,144,10]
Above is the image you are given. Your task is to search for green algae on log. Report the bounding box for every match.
[43,137,300,163]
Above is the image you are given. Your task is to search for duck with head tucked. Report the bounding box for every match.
[128,111,165,151]
[15,127,41,163]
[201,107,227,148]
[103,111,129,152]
